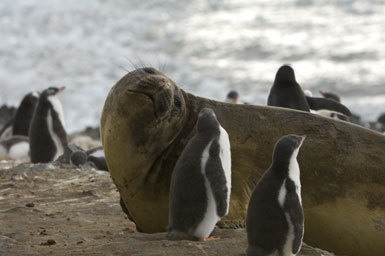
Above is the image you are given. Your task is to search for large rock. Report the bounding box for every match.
[101,67,385,256]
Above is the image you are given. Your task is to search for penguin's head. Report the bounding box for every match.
[197,108,220,134]
[272,134,306,167]
[226,90,239,104]
[20,91,40,108]
[27,91,40,100]
[41,87,65,98]
[319,91,341,103]
[274,65,296,84]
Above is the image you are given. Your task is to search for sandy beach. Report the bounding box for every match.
[0,160,336,256]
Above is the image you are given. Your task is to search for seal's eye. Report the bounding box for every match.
[173,94,181,109]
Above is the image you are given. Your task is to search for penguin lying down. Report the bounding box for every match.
[0,136,30,161]
[69,146,108,172]
[267,65,351,120]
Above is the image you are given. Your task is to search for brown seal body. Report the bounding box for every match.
[101,67,385,256]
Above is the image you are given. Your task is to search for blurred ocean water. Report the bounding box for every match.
[0,0,384,132]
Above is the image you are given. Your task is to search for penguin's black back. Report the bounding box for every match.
[12,92,39,136]
[267,65,310,112]
[320,91,341,103]
[377,113,385,125]
[246,167,288,255]
[168,108,221,233]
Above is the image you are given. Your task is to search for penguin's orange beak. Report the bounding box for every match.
[301,135,306,143]
[58,87,65,92]
[319,91,325,97]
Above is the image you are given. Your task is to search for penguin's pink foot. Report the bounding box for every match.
[200,236,220,242]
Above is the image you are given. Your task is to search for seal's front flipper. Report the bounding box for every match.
[119,197,145,232]
[306,96,351,117]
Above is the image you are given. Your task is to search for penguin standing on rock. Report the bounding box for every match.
[246,134,305,256]
[29,87,67,163]
[267,65,351,118]
[167,108,231,241]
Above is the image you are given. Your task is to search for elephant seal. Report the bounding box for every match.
[101,67,385,256]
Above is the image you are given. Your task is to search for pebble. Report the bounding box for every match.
[40,239,56,246]
[25,202,35,207]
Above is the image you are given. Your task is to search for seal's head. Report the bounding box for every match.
[100,67,188,232]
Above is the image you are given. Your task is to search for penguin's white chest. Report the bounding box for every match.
[47,109,64,160]
[277,152,302,256]
[8,142,30,160]
[219,126,232,215]
[48,95,66,128]
[193,140,220,238]
[278,179,298,256]
[46,95,66,161]
[89,149,105,158]
[193,126,232,238]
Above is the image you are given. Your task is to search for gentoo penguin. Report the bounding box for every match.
[86,146,108,171]
[246,134,305,256]
[302,89,312,97]
[12,91,40,136]
[0,92,39,140]
[318,90,349,121]
[29,87,67,163]
[378,113,385,126]
[0,105,16,140]
[377,113,385,132]
[319,91,340,103]
[0,120,13,140]
[167,107,231,241]
[225,91,239,104]
[267,65,351,117]
[70,150,88,167]
[0,135,30,160]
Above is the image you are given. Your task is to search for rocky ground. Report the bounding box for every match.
[0,160,335,256]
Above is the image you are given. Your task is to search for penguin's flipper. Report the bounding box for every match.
[51,110,68,147]
[306,96,351,117]
[284,178,304,254]
[88,156,109,171]
[0,118,14,140]
[205,140,229,217]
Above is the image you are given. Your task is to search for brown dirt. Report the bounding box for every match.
[0,161,335,256]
